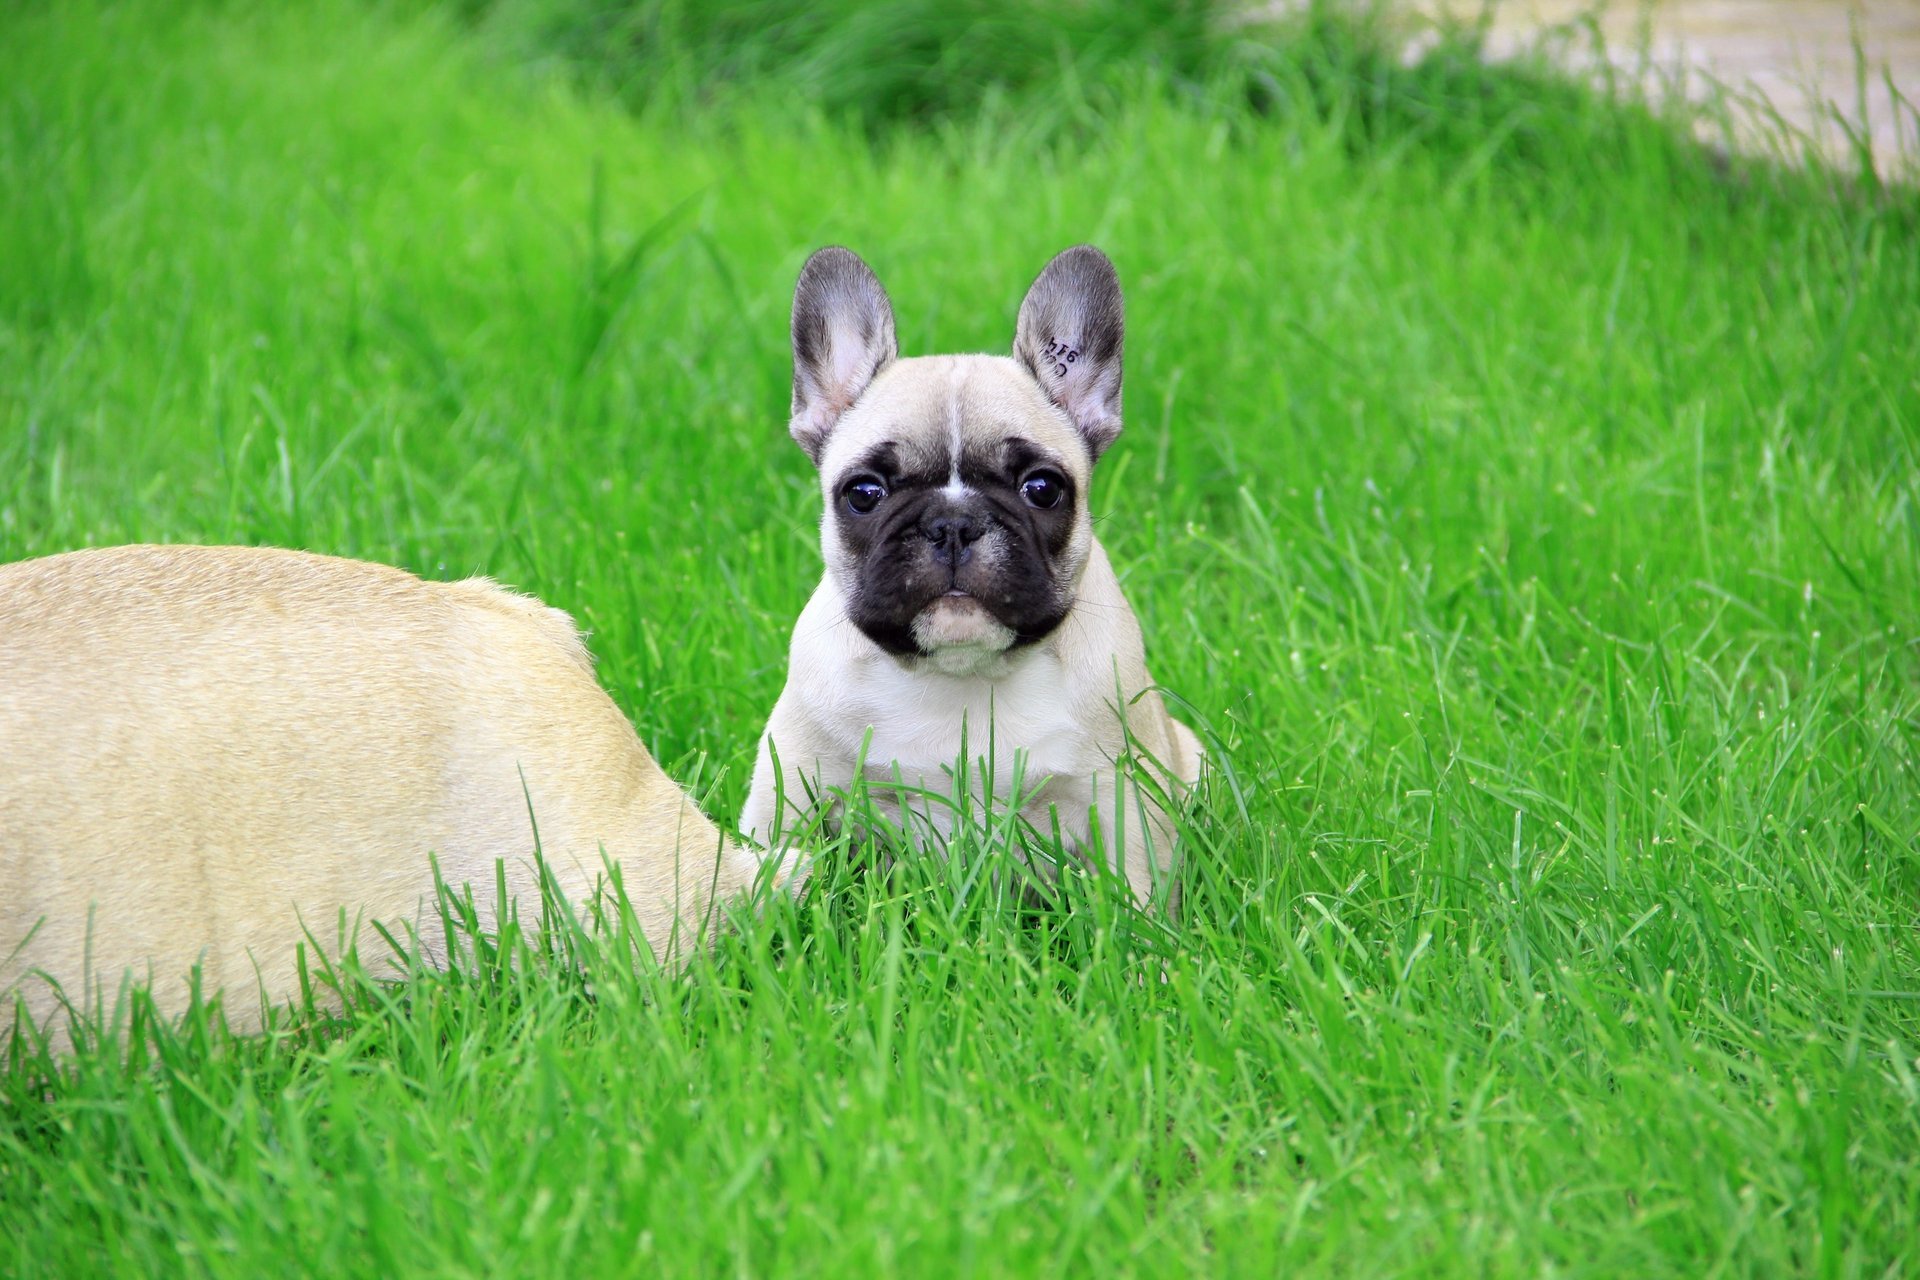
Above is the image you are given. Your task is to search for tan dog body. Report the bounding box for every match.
[741,248,1200,904]
[1,544,768,1032]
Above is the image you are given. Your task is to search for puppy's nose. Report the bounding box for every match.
[924,513,984,566]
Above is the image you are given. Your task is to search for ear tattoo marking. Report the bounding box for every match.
[1042,337,1081,379]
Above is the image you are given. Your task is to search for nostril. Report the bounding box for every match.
[925,513,984,567]
[927,515,983,546]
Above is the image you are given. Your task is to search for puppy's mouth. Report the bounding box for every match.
[909,591,1015,655]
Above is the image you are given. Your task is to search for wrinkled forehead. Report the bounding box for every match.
[819,355,1088,482]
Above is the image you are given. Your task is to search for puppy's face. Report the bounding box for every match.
[814,356,1092,657]
[787,247,1126,667]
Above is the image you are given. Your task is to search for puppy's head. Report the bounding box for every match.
[787,246,1125,668]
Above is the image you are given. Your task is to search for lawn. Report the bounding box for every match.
[3,1,1919,1274]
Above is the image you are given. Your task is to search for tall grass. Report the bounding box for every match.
[3,0,1918,1275]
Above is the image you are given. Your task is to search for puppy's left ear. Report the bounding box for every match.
[790,247,898,464]
[1013,245,1124,460]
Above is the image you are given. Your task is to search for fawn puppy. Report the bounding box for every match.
[1,544,775,1034]
[741,246,1201,905]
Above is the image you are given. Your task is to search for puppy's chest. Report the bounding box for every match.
[844,663,1107,807]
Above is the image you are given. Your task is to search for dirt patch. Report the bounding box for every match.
[1405,1,1918,175]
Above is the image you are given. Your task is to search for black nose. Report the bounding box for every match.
[924,513,984,566]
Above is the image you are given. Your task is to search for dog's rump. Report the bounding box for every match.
[0,544,765,1035]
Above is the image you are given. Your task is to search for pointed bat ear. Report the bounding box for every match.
[789,247,898,465]
[1012,245,1124,460]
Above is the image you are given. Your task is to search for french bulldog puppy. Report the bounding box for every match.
[1,544,779,1039]
[741,246,1201,907]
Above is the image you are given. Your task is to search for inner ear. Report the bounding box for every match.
[790,247,898,464]
[1013,245,1124,461]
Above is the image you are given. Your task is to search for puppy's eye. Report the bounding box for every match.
[843,477,888,515]
[1020,471,1067,510]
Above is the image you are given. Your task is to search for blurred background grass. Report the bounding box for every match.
[480,0,1226,125]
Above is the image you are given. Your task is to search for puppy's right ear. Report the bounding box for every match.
[789,247,898,464]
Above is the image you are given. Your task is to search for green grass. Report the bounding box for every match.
[4,0,1920,1274]
[475,0,1226,128]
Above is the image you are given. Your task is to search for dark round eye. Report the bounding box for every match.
[843,477,888,515]
[1020,471,1067,510]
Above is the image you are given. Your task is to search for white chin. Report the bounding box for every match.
[910,596,1016,657]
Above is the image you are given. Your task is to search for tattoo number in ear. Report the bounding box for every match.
[1043,337,1080,379]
